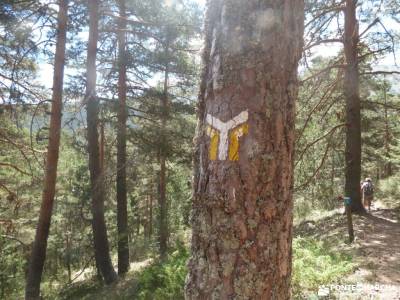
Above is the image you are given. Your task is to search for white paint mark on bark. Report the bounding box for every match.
[212,54,223,91]
[206,110,248,160]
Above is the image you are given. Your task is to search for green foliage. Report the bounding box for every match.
[58,237,357,300]
[292,237,355,297]
[1,0,399,298]
[0,233,26,299]
[58,279,101,300]
[136,242,189,300]
[377,175,400,199]
[295,56,346,217]
[295,55,400,219]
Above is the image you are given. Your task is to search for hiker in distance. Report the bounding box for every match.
[361,177,374,212]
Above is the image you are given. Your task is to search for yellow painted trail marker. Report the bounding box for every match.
[206,111,249,161]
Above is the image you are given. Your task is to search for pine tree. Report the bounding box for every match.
[185,0,304,298]
[343,0,364,212]
[85,0,117,284]
[116,0,129,275]
[25,1,68,298]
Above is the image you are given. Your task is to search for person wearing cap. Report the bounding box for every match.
[361,177,374,212]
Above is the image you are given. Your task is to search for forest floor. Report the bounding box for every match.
[296,200,400,299]
[61,202,400,300]
[58,259,153,299]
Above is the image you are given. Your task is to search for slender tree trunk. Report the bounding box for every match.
[136,212,140,236]
[142,202,149,239]
[344,0,364,213]
[116,0,129,275]
[99,122,105,171]
[25,1,68,298]
[1,274,4,299]
[331,152,335,198]
[376,165,380,181]
[66,233,72,283]
[85,0,117,284]
[159,157,168,257]
[145,196,150,239]
[185,1,304,299]
[149,192,153,237]
[383,81,392,177]
[158,60,169,259]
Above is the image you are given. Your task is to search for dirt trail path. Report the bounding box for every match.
[344,204,400,299]
[295,203,400,299]
[351,207,400,283]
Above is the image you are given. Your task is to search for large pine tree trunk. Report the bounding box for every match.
[185,0,304,299]
[344,0,364,213]
[116,0,129,275]
[85,0,117,284]
[25,1,68,298]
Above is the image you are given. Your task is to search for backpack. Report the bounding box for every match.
[364,182,374,196]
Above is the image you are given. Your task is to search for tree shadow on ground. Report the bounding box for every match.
[295,206,400,298]
[352,208,400,284]
[295,206,400,284]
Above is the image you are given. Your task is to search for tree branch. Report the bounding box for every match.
[295,123,346,168]
[303,38,343,51]
[0,162,31,176]
[360,70,400,76]
[359,17,380,38]
[295,137,333,191]
[1,235,27,247]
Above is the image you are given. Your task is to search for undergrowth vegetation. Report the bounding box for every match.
[56,223,359,300]
[135,242,189,300]
[111,237,355,299]
[292,237,355,298]
[376,175,400,207]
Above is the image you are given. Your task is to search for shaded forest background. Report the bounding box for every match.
[1,0,400,298]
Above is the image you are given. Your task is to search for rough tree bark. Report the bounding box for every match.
[344,0,364,213]
[25,1,68,298]
[85,0,117,284]
[185,0,304,299]
[116,0,129,275]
